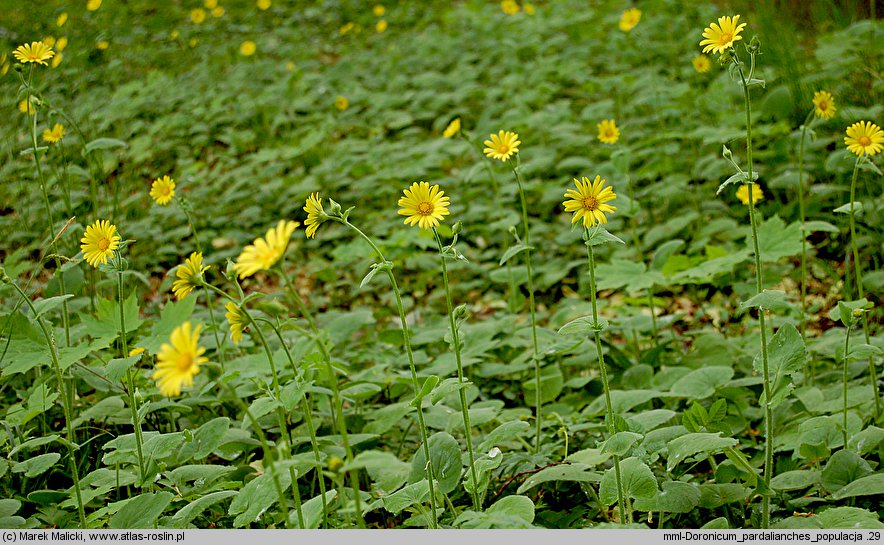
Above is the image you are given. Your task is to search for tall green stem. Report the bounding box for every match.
[797,110,814,346]
[117,268,146,487]
[647,288,658,349]
[842,325,851,447]
[432,228,480,511]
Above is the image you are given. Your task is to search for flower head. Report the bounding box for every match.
[56,37,68,52]
[619,8,641,32]
[597,119,620,144]
[51,53,63,68]
[700,15,746,55]
[335,95,349,111]
[212,6,224,17]
[205,0,218,8]
[18,99,36,115]
[13,41,55,65]
[172,252,210,300]
[190,8,206,24]
[225,302,250,344]
[692,54,711,73]
[563,176,617,227]
[483,130,520,161]
[303,193,327,239]
[501,0,520,15]
[129,347,146,357]
[152,322,207,397]
[376,20,388,33]
[398,182,451,230]
[42,124,65,144]
[57,13,68,27]
[736,183,763,205]
[240,40,256,56]
[373,4,385,16]
[443,118,461,138]
[810,91,835,120]
[149,175,176,205]
[257,0,272,9]
[87,0,102,11]
[234,220,300,278]
[844,121,883,157]
[96,40,109,50]
[524,3,535,15]
[80,219,121,268]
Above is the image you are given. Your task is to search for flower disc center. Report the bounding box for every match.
[582,196,598,211]
[858,136,871,147]
[418,202,434,215]
[98,238,110,251]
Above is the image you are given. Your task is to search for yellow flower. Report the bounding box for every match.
[240,41,256,56]
[43,36,56,48]
[225,302,249,344]
[234,220,300,278]
[42,124,65,143]
[483,130,520,161]
[524,3,535,15]
[149,175,176,205]
[204,0,218,8]
[80,219,121,268]
[56,36,68,52]
[189,38,198,48]
[51,53,63,68]
[1,63,9,76]
[13,41,55,65]
[152,322,208,397]
[257,0,271,8]
[700,15,746,55]
[736,183,763,205]
[376,20,388,33]
[398,181,451,230]
[171,30,180,39]
[212,6,225,17]
[692,54,711,73]
[563,176,617,227]
[303,193,327,239]
[844,121,883,157]
[96,40,109,50]
[812,91,836,120]
[191,8,206,24]
[339,22,355,35]
[87,0,102,11]
[597,119,619,144]
[129,347,146,357]
[443,118,461,138]
[18,99,36,115]
[335,95,349,111]
[286,61,296,71]
[172,252,209,300]
[57,13,68,27]
[501,0,520,15]
[619,8,641,32]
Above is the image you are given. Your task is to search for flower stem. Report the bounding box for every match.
[117,268,146,487]
[584,234,627,524]
[797,110,814,348]
[647,288,658,349]
[432,227,480,511]
[842,325,851,447]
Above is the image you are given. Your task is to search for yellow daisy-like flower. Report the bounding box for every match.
[692,54,711,73]
[240,40,256,56]
[80,219,121,268]
[225,302,250,344]
[190,8,206,24]
[563,176,617,227]
[51,53,63,68]
[443,118,461,138]
[18,100,36,115]
[212,6,225,18]
[303,192,327,239]
[42,124,65,144]
[204,0,218,8]
[619,8,641,32]
[234,220,300,278]
[501,0,520,15]
[257,0,271,9]
[96,40,109,50]
[597,119,620,144]
[87,0,102,11]
[129,347,146,357]
[152,322,208,397]
[700,15,746,55]
[149,175,176,205]
[736,183,764,205]
[57,13,68,27]
[172,252,209,300]
[524,3,535,15]
[812,91,836,120]
[56,36,68,52]
[376,20,388,33]
[373,4,385,16]
[13,41,55,65]
[844,121,883,157]
[335,96,349,111]
[483,130,520,161]
[397,181,451,230]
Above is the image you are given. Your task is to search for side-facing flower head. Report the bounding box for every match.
[619,8,641,32]
[80,219,121,268]
[398,181,450,230]
[233,220,300,278]
[501,0,520,15]
[149,175,176,205]
[13,41,55,65]
[736,183,764,205]
[692,54,711,73]
[225,302,250,344]
[18,100,36,115]
[483,130,520,161]
[87,0,102,11]
[443,118,461,138]
[303,192,327,238]
[699,15,746,55]
[844,121,883,157]
[172,252,210,299]
[152,321,208,397]
[190,8,206,23]
[563,176,617,227]
[597,119,620,144]
[812,91,836,120]
[42,123,65,143]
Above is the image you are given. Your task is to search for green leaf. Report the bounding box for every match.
[717,171,758,195]
[833,202,863,215]
[670,366,734,399]
[802,221,839,234]
[292,490,337,529]
[821,449,874,492]
[831,473,884,500]
[478,420,531,452]
[179,417,230,461]
[739,290,787,311]
[827,299,869,325]
[430,377,473,404]
[698,484,749,508]
[666,433,737,471]
[81,294,144,345]
[408,432,461,494]
[411,375,440,407]
[595,260,663,292]
[557,315,608,336]
[382,480,430,514]
[85,137,128,153]
[499,243,533,266]
[755,324,805,408]
[29,295,74,318]
[516,463,601,494]
[585,227,626,247]
[486,495,534,523]
[770,470,820,491]
[354,451,410,493]
[109,492,174,529]
[755,216,802,262]
[167,491,237,529]
[105,355,141,385]
[602,432,643,456]
[599,457,657,505]
[816,507,884,529]
[136,297,196,354]
[13,453,60,477]
[229,465,292,527]
[633,481,701,513]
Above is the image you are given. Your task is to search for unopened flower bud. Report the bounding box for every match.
[328,457,344,472]
[452,221,463,236]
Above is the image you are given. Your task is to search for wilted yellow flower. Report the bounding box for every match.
[240,40,256,56]
[692,54,711,73]
[736,183,763,205]
[844,121,883,157]
[443,118,461,138]
[524,3,535,15]
[212,6,224,17]
[234,220,300,278]
[96,40,109,50]
[483,130,520,161]
[42,124,65,143]
[57,13,68,26]
[149,175,176,206]
[152,322,208,397]
[335,95,349,111]
[373,4,385,16]
[204,0,218,8]
[303,193,327,239]
[56,36,68,52]
[597,119,619,144]
[619,8,641,32]
[13,41,55,65]
[700,15,746,55]
[80,219,120,268]
[376,19,388,33]
[87,0,102,11]
[812,91,836,120]
[257,0,271,9]
[51,53,63,68]
[18,99,36,115]
[398,181,451,230]
[501,0,520,15]
[129,347,146,357]
[225,302,249,344]
[172,252,209,300]
[563,176,617,227]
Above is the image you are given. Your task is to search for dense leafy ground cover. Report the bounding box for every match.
[1,0,882,530]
